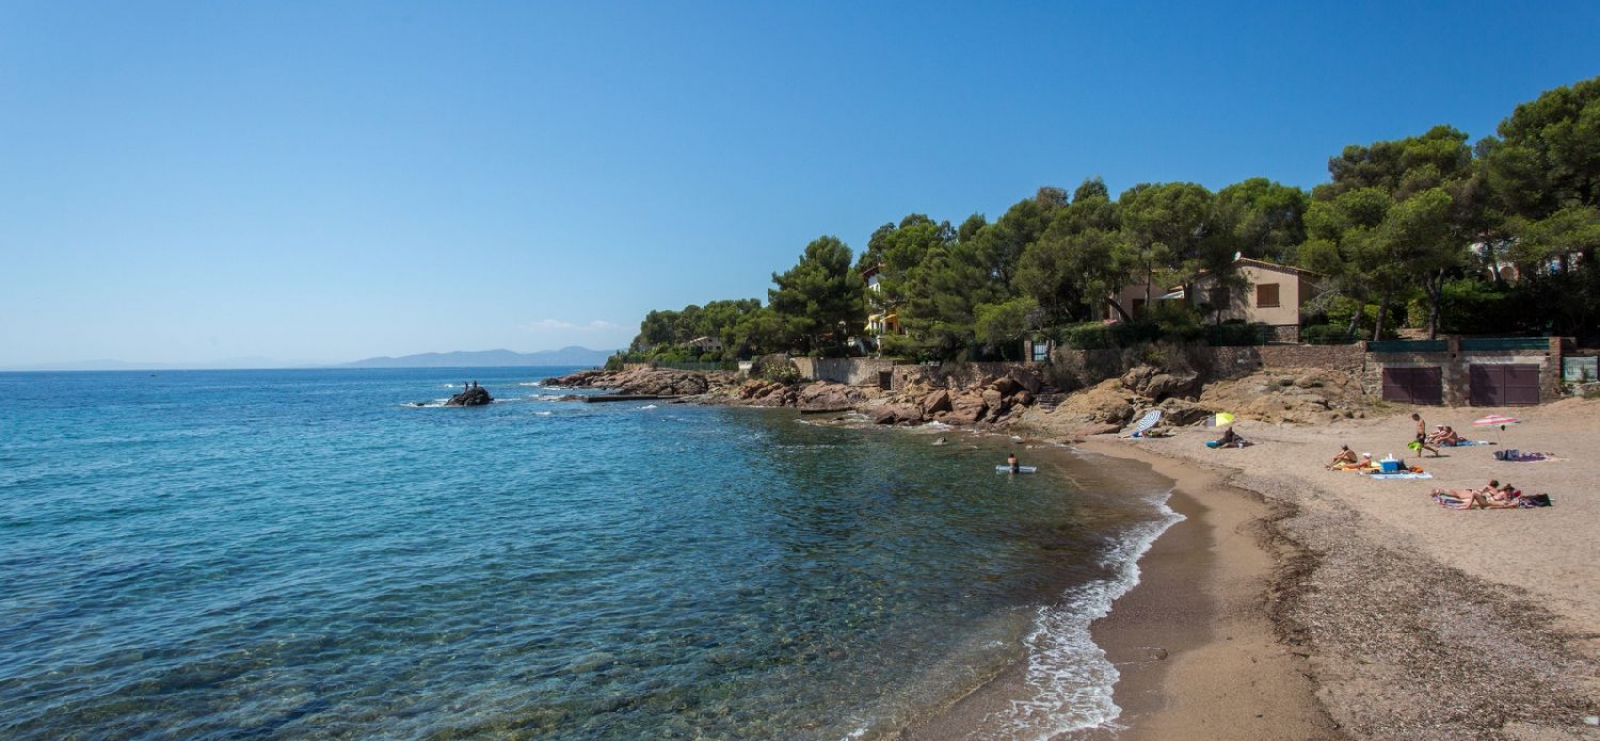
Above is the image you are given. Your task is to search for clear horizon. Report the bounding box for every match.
[3,2,1598,369]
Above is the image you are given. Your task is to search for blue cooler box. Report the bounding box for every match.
[1380,459,1401,473]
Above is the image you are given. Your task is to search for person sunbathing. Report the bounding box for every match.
[1426,425,1449,444]
[1433,480,1518,509]
[1488,482,1521,504]
[1437,426,1464,446]
[1331,452,1374,470]
[1327,445,1359,469]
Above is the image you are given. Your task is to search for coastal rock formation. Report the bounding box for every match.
[544,368,739,397]
[445,386,493,406]
[796,382,863,412]
[736,378,797,407]
[1120,364,1200,401]
[1050,379,1137,425]
[1196,367,1365,424]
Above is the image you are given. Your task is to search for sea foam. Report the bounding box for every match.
[993,488,1184,738]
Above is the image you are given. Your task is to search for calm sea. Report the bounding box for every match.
[0,367,1177,740]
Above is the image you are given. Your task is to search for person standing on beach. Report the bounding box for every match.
[1411,413,1440,457]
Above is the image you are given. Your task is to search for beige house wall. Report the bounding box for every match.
[1194,261,1315,328]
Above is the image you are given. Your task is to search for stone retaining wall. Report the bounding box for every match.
[1047,343,1365,389]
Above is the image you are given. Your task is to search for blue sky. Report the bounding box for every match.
[2,1,1596,368]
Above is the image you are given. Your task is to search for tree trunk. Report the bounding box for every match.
[1425,268,1445,340]
[1373,291,1392,342]
[1346,300,1364,340]
[1104,296,1133,323]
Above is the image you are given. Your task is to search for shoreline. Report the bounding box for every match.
[1075,439,1335,741]
[1066,404,1600,741]
[906,399,1600,740]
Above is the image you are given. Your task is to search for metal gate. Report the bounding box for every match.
[1381,367,1442,405]
[1469,364,1541,406]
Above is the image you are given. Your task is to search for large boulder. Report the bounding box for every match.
[1120,365,1201,401]
[737,379,795,407]
[919,388,953,417]
[943,391,989,425]
[867,403,924,425]
[797,382,862,411]
[1051,379,1136,425]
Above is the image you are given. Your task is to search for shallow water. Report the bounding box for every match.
[0,368,1174,740]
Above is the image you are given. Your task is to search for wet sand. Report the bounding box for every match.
[1078,440,1336,741]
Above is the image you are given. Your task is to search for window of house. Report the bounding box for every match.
[1031,341,1050,362]
[1256,283,1281,308]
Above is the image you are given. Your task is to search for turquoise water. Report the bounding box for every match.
[0,368,1176,740]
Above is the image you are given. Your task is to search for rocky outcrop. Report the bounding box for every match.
[1119,364,1201,401]
[859,368,1047,426]
[445,386,493,406]
[796,382,863,412]
[1197,367,1367,424]
[543,368,740,397]
[735,379,797,407]
[1015,364,1374,440]
[1051,379,1137,425]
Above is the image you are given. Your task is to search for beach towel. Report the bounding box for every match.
[1444,440,1494,447]
[1366,472,1433,480]
[1495,451,1560,462]
[1432,493,1468,509]
[1125,409,1162,438]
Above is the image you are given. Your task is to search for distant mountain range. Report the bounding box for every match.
[1,347,614,372]
[340,346,613,369]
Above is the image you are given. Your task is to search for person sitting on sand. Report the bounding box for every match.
[1435,426,1464,446]
[1215,426,1250,448]
[1331,452,1374,471]
[1488,481,1521,505]
[1327,444,1359,469]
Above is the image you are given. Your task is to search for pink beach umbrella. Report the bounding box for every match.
[1471,414,1521,443]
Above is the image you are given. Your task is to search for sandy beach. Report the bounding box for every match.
[1064,398,1600,740]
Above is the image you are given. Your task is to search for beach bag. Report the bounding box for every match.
[1519,493,1552,507]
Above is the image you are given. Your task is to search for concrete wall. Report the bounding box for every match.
[791,357,899,386]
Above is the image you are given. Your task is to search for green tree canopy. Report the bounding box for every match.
[769,236,867,354]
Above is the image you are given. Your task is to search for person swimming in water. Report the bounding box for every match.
[1006,452,1020,473]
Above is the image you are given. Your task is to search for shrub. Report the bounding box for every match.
[1302,324,1357,345]
[1064,321,1164,349]
[1204,321,1264,346]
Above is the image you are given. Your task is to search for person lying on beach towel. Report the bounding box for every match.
[1431,480,1524,509]
[1496,451,1559,462]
